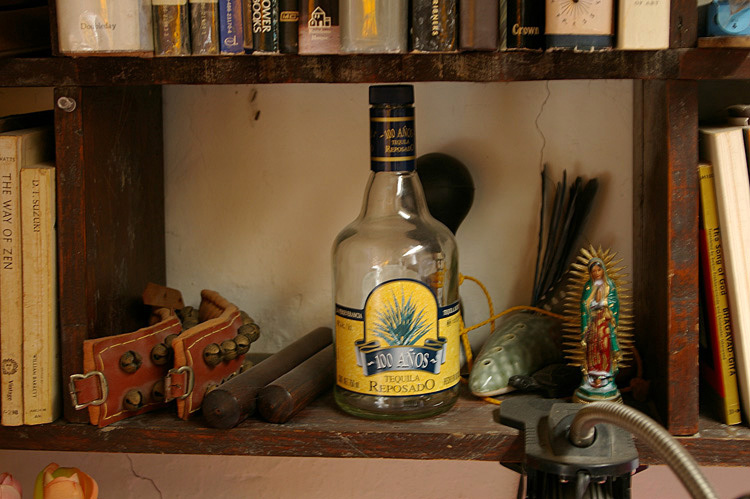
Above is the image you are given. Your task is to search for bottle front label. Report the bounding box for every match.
[335,279,461,396]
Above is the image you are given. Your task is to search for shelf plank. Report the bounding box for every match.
[9,49,750,86]
[0,51,680,87]
[1,391,748,466]
[0,392,523,461]
[680,48,750,79]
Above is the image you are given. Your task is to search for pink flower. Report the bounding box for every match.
[0,472,22,499]
[34,464,98,499]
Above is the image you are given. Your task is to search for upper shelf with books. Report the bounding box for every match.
[5,49,750,87]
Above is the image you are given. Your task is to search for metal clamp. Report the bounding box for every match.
[164,365,195,402]
[69,371,108,410]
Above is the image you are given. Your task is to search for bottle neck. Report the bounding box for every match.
[359,170,431,219]
[370,103,415,172]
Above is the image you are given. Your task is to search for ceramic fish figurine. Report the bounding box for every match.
[468,309,563,397]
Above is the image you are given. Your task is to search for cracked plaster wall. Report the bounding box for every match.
[163,81,635,351]
[0,451,749,498]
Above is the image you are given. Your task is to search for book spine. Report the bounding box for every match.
[616,0,669,50]
[0,135,24,426]
[21,164,59,425]
[698,163,742,425]
[411,0,457,52]
[56,0,154,54]
[298,0,340,54]
[503,0,544,49]
[279,0,299,53]
[251,0,279,53]
[700,127,750,422]
[459,0,499,51]
[153,0,192,56]
[243,0,254,52]
[499,0,507,49]
[190,0,220,54]
[219,0,244,54]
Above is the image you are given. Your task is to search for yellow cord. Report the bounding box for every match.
[458,274,565,405]
[458,273,563,373]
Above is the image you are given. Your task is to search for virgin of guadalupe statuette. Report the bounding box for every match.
[563,246,634,403]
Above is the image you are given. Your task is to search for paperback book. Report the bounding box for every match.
[299,0,339,54]
[190,0,220,54]
[699,125,750,421]
[219,0,243,53]
[411,0,457,51]
[0,125,53,426]
[279,0,299,53]
[698,162,742,425]
[56,0,153,54]
[153,0,191,56]
[21,163,59,425]
[250,0,279,53]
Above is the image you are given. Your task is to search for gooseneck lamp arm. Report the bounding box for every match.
[568,402,719,499]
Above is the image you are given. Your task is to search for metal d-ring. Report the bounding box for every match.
[69,371,108,410]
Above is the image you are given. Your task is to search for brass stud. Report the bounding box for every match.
[177,306,195,322]
[151,379,166,403]
[203,343,222,367]
[164,333,179,348]
[178,306,200,330]
[220,339,238,361]
[238,323,260,343]
[239,310,255,325]
[123,389,143,411]
[119,350,143,373]
[234,334,250,355]
[150,343,170,366]
[239,357,254,373]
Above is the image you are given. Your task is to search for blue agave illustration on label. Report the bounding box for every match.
[372,287,432,345]
[356,279,446,376]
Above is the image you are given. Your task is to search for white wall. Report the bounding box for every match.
[163,81,633,350]
[1,83,748,498]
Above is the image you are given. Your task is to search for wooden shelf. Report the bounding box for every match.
[2,13,749,466]
[5,49,750,87]
[0,50,682,87]
[680,48,750,80]
[1,390,521,460]
[1,390,748,466]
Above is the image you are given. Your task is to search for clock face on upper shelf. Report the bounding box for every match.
[546,0,614,36]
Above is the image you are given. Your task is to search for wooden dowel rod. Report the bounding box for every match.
[202,326,332,429]
[257,344,335,424]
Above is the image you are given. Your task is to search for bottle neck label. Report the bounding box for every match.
[370,107,416,172]
[335,279,461,396]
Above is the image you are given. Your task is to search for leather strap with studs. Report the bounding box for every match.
[167,290,259,420]
[69,308,183,427]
